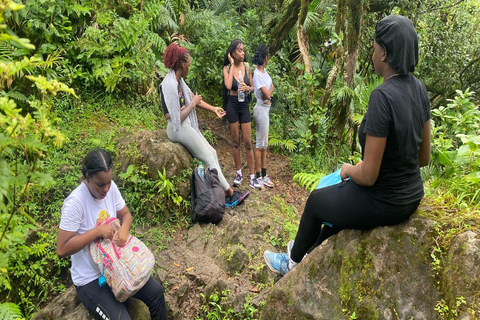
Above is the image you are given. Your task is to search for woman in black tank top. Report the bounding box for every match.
[222,39,263,190]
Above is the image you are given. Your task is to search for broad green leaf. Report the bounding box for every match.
[437,150,455,167]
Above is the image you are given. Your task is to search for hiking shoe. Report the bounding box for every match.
[225,190,250,208]
[262,175,274,188]
[264,250,290,275]
[250,177,264,190]
[233,174,243,186]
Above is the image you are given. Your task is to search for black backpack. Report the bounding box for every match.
[190,167,225,224]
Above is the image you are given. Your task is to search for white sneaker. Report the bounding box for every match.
[262,175,274,188]
[250,177,264,190]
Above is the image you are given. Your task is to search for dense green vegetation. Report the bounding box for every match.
[0,0,479,318]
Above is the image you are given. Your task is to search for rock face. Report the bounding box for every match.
[441,231,480,319]
[32,286,150,320]
[116,129,192,197]
[260,217,441,320]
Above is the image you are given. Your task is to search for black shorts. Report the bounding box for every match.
[226,96,251,124]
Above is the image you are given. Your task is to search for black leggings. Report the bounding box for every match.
[76,276,168,320]
[290,180,420,263]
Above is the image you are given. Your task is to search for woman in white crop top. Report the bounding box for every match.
[252,44,275,188]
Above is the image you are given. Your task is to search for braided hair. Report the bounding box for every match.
[164,43,190,70]
[82,149,113,178]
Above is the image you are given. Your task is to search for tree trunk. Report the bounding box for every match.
[297,0,311,74]
[321,0,366,156]
[268,0,301,55]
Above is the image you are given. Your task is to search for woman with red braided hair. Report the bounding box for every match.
[160,43,249,206]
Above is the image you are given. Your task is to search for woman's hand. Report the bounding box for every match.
[98,224,115,240]
[238,80,247,93]
[228,53,234,65]
[213,107,226,118]
[191,92,203,106]
[113,227,129,247]
[340,163,353,181]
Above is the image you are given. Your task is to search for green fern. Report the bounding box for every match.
[269,136,297,153]
[145,0,179,32]
[293,172,324,192]
[144,31,167,55]
[0,302,24,320]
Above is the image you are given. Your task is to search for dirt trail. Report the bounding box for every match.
[196,110,309,214]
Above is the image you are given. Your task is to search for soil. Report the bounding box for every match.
[196,109,310,214]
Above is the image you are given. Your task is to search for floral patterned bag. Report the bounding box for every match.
[90,217,155,302]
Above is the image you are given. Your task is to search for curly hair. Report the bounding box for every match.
[164,43,189,70]
[252,44,269,66]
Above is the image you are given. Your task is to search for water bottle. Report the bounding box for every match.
[238,70,245,102]
[198,161,205,181]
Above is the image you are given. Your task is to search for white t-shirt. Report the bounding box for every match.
[59,180,126,286]
[253,67,273,104]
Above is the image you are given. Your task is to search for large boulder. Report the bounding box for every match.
[31,286,150,320]
[260,216,440,320]
[116,129,192,197]
[441,231,480,319]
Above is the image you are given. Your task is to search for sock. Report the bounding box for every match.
[256,172,261,178]
[261,168,267,178]
[288,258,298,270]
[250,174,255,181]
[236,169,242,176]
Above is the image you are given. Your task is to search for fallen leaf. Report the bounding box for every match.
[185,266,194,272]
[172,285,179,291]
[248,287,260,293]
[173,262,180,267]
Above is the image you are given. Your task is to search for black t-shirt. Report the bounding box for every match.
[159,85,186,115]
[358,74,430,205]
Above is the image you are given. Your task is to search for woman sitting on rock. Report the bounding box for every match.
[264,15,431,275]
[57,148,168,320]
[160,43,249,206]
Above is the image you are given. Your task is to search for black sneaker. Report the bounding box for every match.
[225,191,250,208]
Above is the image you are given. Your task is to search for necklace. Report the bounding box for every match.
[386,73,400,81]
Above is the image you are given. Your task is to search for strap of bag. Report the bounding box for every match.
[190,169,196,223]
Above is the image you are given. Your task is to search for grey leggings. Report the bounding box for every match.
[253,102,270,149]
[167,118,230,191]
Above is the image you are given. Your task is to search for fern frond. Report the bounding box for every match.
[269,137,297,153]
[144,31,167,55]
[0,42,12,61]
[145,0,179,32]
[293,172,324,192]
[0,302,24,320]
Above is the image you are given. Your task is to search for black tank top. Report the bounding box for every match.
[230,64,250,91]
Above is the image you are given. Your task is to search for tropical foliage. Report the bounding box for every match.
[0,0,479,318]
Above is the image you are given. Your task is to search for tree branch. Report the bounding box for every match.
[268,0,301,55]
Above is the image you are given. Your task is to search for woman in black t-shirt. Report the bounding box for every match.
[264,15,431,275]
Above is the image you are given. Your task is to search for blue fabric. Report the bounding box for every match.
[316,169,343,189]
